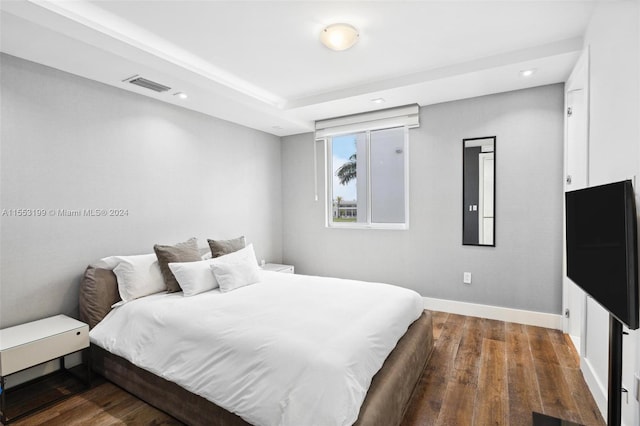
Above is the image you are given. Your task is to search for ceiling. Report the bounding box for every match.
[0,1,598,136]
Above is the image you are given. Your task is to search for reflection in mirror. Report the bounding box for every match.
[463,137,495,246]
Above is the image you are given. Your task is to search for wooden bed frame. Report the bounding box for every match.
[80,267,433,426]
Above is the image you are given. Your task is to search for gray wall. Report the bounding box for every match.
[282,84,564,314]
[0,54,283,328]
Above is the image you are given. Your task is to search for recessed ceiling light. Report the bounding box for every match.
[320,23,359,51]
[520,69,537,78]
[173,92,188,99]
[371,98,386,104]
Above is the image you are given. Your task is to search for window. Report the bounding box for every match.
[315,104,418,230]
[325,126,408,229]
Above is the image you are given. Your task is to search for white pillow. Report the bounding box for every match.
[169,259,219,297]
[92,255,124,270]
[112,254,166,302]
[210,244,261,293]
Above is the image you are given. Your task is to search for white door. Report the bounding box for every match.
[566,89,588,190]
[564,85,589,351]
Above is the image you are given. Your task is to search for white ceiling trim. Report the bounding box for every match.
[20,0,286,107]
[0,1,591,136]
[286,37,583,110]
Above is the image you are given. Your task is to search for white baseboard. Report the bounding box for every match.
[581,356,608,421]
[568,334,581,356]
[423,297,563,329]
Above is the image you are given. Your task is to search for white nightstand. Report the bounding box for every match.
[262,263,295,274]
[0,314,90,424]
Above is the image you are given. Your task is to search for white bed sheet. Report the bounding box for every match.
[90,270,424,426]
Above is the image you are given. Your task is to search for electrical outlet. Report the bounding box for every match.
[463,272,472,284]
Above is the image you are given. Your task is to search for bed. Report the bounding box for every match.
[80,263,433,426]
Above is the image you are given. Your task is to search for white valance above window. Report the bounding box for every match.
[314,104,420,138]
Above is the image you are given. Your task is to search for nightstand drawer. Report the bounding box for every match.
[0,316,89,376]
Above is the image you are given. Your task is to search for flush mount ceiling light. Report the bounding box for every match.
[173,92,188,99]
[371,98,386,104]
[320,23,359,51]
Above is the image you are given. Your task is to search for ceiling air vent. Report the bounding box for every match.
[124,75,171,93]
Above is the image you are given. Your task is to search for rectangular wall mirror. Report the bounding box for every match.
[463,136,496,246]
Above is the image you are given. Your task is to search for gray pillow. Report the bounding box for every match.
[79,266,121,329]
[207,236,246,258]
[154,237,201,293]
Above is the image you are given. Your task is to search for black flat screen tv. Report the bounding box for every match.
[565,180,639,330]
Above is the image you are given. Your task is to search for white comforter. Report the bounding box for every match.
[90,270,423,426]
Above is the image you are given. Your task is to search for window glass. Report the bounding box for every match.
[331,132,365,223]
[370,127,405,223]
[327,127,408,229]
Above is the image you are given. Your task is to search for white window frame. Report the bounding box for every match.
[323,126,410,230]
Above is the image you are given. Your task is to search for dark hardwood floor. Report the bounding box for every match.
[402,312,604,426]
[7,375,179,426]
[9,311,604,426]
